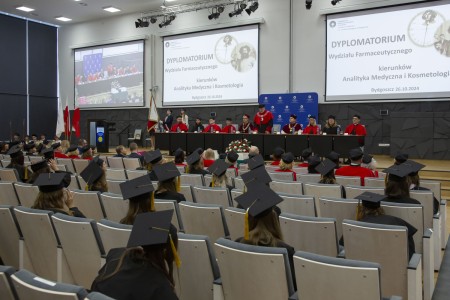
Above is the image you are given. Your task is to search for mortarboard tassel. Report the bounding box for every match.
[170,235,181,268]
[211,176,215,187]
[244,209,250,240]
[150,192,155,212]
[185,165,189,174]
[85,184,89,191]
[24,167,28,180]
[176,176,181,192]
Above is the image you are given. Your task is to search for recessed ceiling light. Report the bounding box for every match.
[16,6,35,12]
[103,6,121,13]
[55,16,72,22]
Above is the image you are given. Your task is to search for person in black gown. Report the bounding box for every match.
[80,156,108,193]
[382,164,421,205]
[153,163,186,203]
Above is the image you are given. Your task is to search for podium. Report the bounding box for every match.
[88,120,111,153]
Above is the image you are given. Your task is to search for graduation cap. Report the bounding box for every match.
[127,210,181,267]
[208,159,229,177]
[7,146,23,159]
[281,152,294,164]
[144,149,163,164]
[195,148,204,155]
[241,166,272,187]
[218,153,227,160]
[51,142,61,150]
[362,154,373,164]
[24,142,36,151]
[402,160,425,175]
[153,162,181,182]
[248,154,265,170]
[33,173,68,192]
[79,145,91,154]
[80,159,104,187]
[30,160,47,172]
[120,174,154,201]
[301,148,312,159]
[227,151,239,163]
[349,148,363,160]
[173,148,184,158]
[273,147,285,158]
[315,159,336,176]
[326,151,340,162]
[66,145,78,154]
[41,147,54,160]
[42,140,50,146]
[395,152,409,164]
[355,192,385,209]
[226,117,232,121]
[383,163,411,182]
[308,155,321,168]
[186,151,201,165]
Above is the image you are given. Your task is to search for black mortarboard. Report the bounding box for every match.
[281,152,294,164]
[248,154,265,170]
[226,117,232,121]
[403,160,425,174]
[24,142,36,151]
[315,159,336,175]
[227,151,239,163]
[153,162,181,182]
[80,159,104,185]
[79,145,90,154]
[41,147,54,160]
[208,159,229,177]
[186,151,201,165]
[349,148,363,160]
[241,167,272,187]
[7,146,23,158]
[395,152,409,164]
[273,147,285,158]
[120,174,154,200]
[66,145,78,154]
[93,156,104,167]
[328,115,336,119]
[290,114,297,119]
[355,192,385,209]
[144,149,163,164]
[9,141,20,148]
[301,148,312,159]
[362,154,373,164]
[127,210,174,248]
[383,164,411,182]
[173,148,184,158]
[42,140,50,145]
[308,155,321,168]
[219,153,227,160]
[51,142,61,149]
[55,171,72,187]
[258,104,265,108]
[195,148,204,155]
[30,160,48,172]
[34,173,67,192]
[235,183,283,218]
[326,151,340,161]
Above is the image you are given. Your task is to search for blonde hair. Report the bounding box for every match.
[204,148,215,160]
[60,140,70,153]
[279,160,293,171]
[212,174,228,188]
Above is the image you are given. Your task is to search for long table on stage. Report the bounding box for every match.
[154,132,364,157]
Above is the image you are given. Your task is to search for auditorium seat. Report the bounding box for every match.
[97,219,132,254]
[29,156,44,164]
[278,194,316,217]
[176,233,220,300]
[72,190,105,221]
[292,167,308,175]
[344,185,384,200]
[76,175,87,191]
[364,177,385,187]
[125,169,148,180]
[13,207,74,283]
[0,265,17,300]
[11,269,88,300]
[154,199,184,231]
[280,213,339,257]
[122,157,141,170]
[72,159,89,174]
[0,160,11,168]
[180,174,205,186]
[214,238,297,300]
[176,166,186,174]
[0,206,25,270]
[0,181,20,206]
[56,158,76,174]
[230,189,243,206]
[268,172,295,181]
[226,168,238,181]
[178,202,229,242]
[106,157,124,169]
[13,183,39,208]
[342,219,422,300]
[99,193,128,223]
[51,213,105,289]
[224,207,245,241]
[297,174,321,184]
[204,174,212,187]
[303,183,343,216]
[56,164,68,172]
[0,168,20,182]
[192,186,232,208]
[179,184,194,202]
[270,180,303,195]
[85,291,115,300]
[318,197,358,238]
[421,180,441,201]
[69,175,80,191]
[232,177,245,191]
[105,168,127,180]
[105,179,125,195]
[265,165,279,172]
[293,251,395,300]
[335,175,361,187]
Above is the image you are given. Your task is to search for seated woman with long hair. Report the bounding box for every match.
[317,159,337,184]
[91,211,179,300]
[275,152,297,180]
[173,148,186,167]
[383,164,421,205]
[28,159,59,184]
[208,159,232,191]
[32,172,85,218]
[406,160,439,214]
[142,149,165,181]
[186,151,209,175]
[80,156,108,193]
[153,163,186,203]
[66,145,80,159]
[6,146,29,182]
[80,145,93,160]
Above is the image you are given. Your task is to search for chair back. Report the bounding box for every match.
[180,174,205,186]
[297,174,321,184]
[72,159,89,174]
[56,158,76,174]
[0,206,22,269]
[99,193,129,223]
[364,177,385,188]
[106,157,124,169]
[410,190,434,229]
[179,185,194,202]
[106,179,125,195]
[318,197,358,238]
[0,182,19,206]
[335,176,361,186]
[97,219,132,253]
[154,200,184,231]
[278,194,316,217]
[29,156,44,164]
[0,168,20,182]
[123,158,141,170]
[105,168,126,180]
[270,180,303,195]
[345,185,384,200]
[14,183,39,208]
[125,169,148,180]
[303,183,343,216]
[72,190,105,221]
[232,177,245,191]
[0,265,17,300]
[421,180,441,201]
[224,207,245,241]
[268,172,294,181]
[192,186,231,207]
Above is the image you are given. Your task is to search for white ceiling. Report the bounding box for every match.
[0,0,198,25]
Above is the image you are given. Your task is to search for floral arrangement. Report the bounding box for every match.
[226,139,251,153]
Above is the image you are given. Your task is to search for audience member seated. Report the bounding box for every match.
[317,159,337,184]
[114,145,127,157]
[326,151,340,169]
[361,154,378,177]
[190,117,204,132]
[24,142,38,156]
[80,157,108,193]
[394,152,409,165]
[307,155,321,174]
[32,172,85,218]
[208,159,232,191]
[406,160,439,214]
[302,115,319,135]
[270,147,284,166]
[298,148,312,167]
[153,163,186,203]
[91,211,179,300]
[77,138,88,153]
[170,115,189,133]
[186,151,209,175]
[335,148,376,185]
[0,142,9,154]
[221,118,237,133]
[80,145,93,160]
[203,117,221,133]
[382,164,421,205]
[173,148,186,166]
[128,142,144,164]
[143,150,165,181]
[275,152,297,180]
[225,151,239,174]
[6,145,29,182]
[66,145,80,159]
[28,159,58,184]
[240,146,260,166]
[60,140,70,154]
[52,142,69,159]
[202,148,215,167]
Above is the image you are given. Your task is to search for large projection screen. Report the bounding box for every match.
[74,40,145,109]
[163,24,259,106]
[326,1,450,102]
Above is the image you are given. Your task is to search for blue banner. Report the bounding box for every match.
[259,93,319,130]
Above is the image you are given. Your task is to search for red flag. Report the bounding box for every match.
[147,94,159,132]
[63,105,70,139]
[72,107,81,138]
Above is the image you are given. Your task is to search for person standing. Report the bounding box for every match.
[221,118,237,133]
[238,114,255,133]
[253,104,274,134]
[161,109,173,132]
[302,115,320,135]
[281,114,302,134]
[180,108,189,127]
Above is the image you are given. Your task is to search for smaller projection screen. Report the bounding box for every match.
[74,40,145,109]
[163,24,259,106]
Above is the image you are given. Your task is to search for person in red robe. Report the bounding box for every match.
[344,114,367,136]
[221,118,237,133]
[170,116,189,132]
[238,114,255,133]
[275,152,297,181]
[203,117,222,133]
[335,148,376,185]
[281,114,303,134]
[302,115,320,135]
[253,104,273,134]
[270,147,284,166]
[52,143,69,159]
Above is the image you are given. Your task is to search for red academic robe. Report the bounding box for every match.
[68,155,80,159]
[275,169,297,181]
[297,162,308,167]
[203,124,222,133]
[303,125,319,135]
[54,152,69,159]
[171,123,188,132]
[282,123,302,134]
[253,110,274,133]
[270,160,281,166]
[238,122,255,133]
[344,124,367,136]
[335,165,376,186]
[221,125,237,133]
[203,159,215,168]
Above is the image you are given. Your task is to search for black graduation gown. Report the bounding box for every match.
[91,248,178,300]
[128,153,145,165]
[188,168,209,176]
[411,186,440,214]
[47,207,86,218]
[149,170,158,181]
[154,191,186,203]
[322,126,338,135]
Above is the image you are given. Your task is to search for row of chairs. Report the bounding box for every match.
[0,204,424,300]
